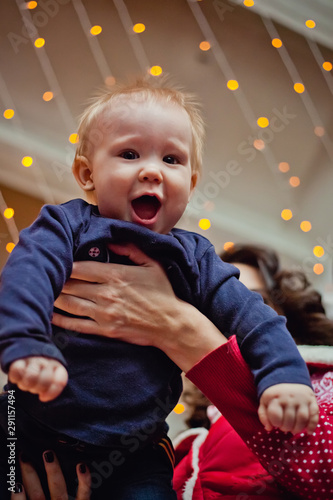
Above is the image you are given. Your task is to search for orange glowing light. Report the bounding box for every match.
[278,162,290,173]
[133,23,145,33]
[257,117,269,128]
[3,109,14,119]
[150,66,162,76]
[90,26,102,36]
[322,61,332,71]
[243,0,254,6]
[313,246,324,258]
[305,20,316,29]
[314,126,325,137]
[289,176,300,187]
[313,263,324,275]
[27,1,37,9]
[227,80,239,91]
[6,242,15,253]
[34,38,45,48]
[4,208,14,219]
[43,91,53,102]
[281,209,293,221]
[69,133,79,144]
[199,41,211,51]
[173,403,185,414]
[199,218,211,230]
[294,83,305,94]
[253,139,265,150]
[272,38,282,48]
[300,221,312,232]
[223,242,234,251]
[21,156,33,167]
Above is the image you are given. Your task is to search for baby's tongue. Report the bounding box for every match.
[132,196,160,220]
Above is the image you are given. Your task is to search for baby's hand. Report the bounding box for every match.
[258,383,319,435]
[8,357,68,402]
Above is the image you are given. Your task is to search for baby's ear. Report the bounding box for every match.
[189,172,198,199]
[72,156,95,192]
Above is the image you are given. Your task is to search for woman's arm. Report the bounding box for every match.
[187,335,333,499]
[53,244,227,372]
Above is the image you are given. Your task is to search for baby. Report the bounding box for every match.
[0,77,318,498]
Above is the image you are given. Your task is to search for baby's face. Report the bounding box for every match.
[85,96,196,234]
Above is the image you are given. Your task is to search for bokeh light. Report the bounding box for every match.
[199,41,211,51]
[300,220,312,232]
[305,20,316,29]
[223,242,234,251]
[133,23,145,33]
[281,209,293,221]
[90,26,102,36]
[105,76,116,86]
[272,38,282,48]
[313,246,324,258]
[3,109,14,119]
[6,243,15,253]
[69,133,79,144]
[199,218,211,230]
[27,1,37,9]
[257,117,269,128]
[322,61,332,71]
[150,66,162,76]
[173,403,185,415]
[294,83,305,94]
[278,162,290,173]
[21,156,33,167]
[253,139,265,150]
[289,176,300,187]
[34,38,45,48]
[243,0,254,6]
[227,80,239,91]
[4,208,14,219]
[43,91,53,102]
[314,126,325,137]
[313,263,324,275]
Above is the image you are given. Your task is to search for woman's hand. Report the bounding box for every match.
[11,451,91,500]
[52,244,226,372]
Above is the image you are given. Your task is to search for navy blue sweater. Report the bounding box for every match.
[0,199,311,448]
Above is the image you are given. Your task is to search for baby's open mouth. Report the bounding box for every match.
[131,195,161,221]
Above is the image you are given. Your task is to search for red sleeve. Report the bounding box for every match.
[186,335,333,499]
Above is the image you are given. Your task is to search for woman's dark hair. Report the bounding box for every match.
[221,244,333,346]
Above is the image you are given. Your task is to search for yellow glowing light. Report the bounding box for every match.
[69,133,79,144]
[21,156,33,167]
[133,23,145,33]
[272,38,282,48]
[322,61,332,71]
[278,161,290,173]
[199,218,211,230]
[3,109,15,119]
[300,220,312,232]
[6,242,15,253]
[243,0,254,6]
[313,263,324,275]
[253,139,265,150]
[257,117,269,128]
[150,66,163,76]
[305,20,316,29]
[294,83,305,94]
[105,75,116,86]
[313,246,324,258]
[90,26,102,36]
[223,242,234,251]
[43,91,53,102]
[27,1,37,8]
[173,403,185,415]
[281,209,293,221]
[199,41,211,51]
[34,38,45,48]
[227,80,239,91]
[314,126,325,137]
[4,208,14,219]
[289,176,300,187]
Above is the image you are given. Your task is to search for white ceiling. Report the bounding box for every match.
[0,0,332,295]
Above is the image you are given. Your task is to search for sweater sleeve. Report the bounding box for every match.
[198,245,311,397]
[186,336,333,499]
[0,204,76,371]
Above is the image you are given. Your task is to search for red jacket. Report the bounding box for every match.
[173,337,333,499]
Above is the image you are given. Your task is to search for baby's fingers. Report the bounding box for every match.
[306,399,319,435]
[39,364,68,402]
[258,402,273,431]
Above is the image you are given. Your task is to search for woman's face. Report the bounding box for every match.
[234,263,275,309]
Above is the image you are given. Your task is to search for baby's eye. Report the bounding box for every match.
[120,151,139,160]
[163,155,178,165]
